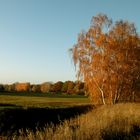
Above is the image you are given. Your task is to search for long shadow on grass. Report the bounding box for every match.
[0,104,93,135]
[102,124,140,140]
[102,126,140,140]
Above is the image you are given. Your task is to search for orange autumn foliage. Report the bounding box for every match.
[15,83,30,92]
[70,14,140,105]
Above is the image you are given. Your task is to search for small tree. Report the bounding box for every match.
[67,81,75,94]
[61,81,71,93]
[31,84,41,93]
[50,81,63,93]
[0,84,4,92]
[74,81,85,95]
[70,14,140,105]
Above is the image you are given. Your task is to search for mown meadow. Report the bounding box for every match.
[0,92,92,137]
[0,92,90,108]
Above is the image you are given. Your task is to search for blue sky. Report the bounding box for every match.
[0,0,140,84]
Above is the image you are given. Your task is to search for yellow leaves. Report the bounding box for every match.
[70,13,140,105]
[71,46,78,66]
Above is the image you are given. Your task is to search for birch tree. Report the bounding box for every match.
[70,14,140,105]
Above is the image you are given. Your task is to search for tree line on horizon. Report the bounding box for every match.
[0,80,139,102]
[0,81,85,95]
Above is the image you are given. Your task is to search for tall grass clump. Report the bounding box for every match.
[4,103,140,140]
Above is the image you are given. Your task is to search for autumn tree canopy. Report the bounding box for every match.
[70,14,140,105]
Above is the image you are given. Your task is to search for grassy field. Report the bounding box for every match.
[0,92,92,136]
[10,103,140,140]
[0,92,90,108]
[0,93,140,139]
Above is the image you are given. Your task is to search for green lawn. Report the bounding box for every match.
[0,92,91,108]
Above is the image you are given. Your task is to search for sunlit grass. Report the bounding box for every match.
[0,93,140,139]
[10,103,140,140]
[0,94,90,108]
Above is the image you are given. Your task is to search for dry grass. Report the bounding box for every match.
[3,103,140,140]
